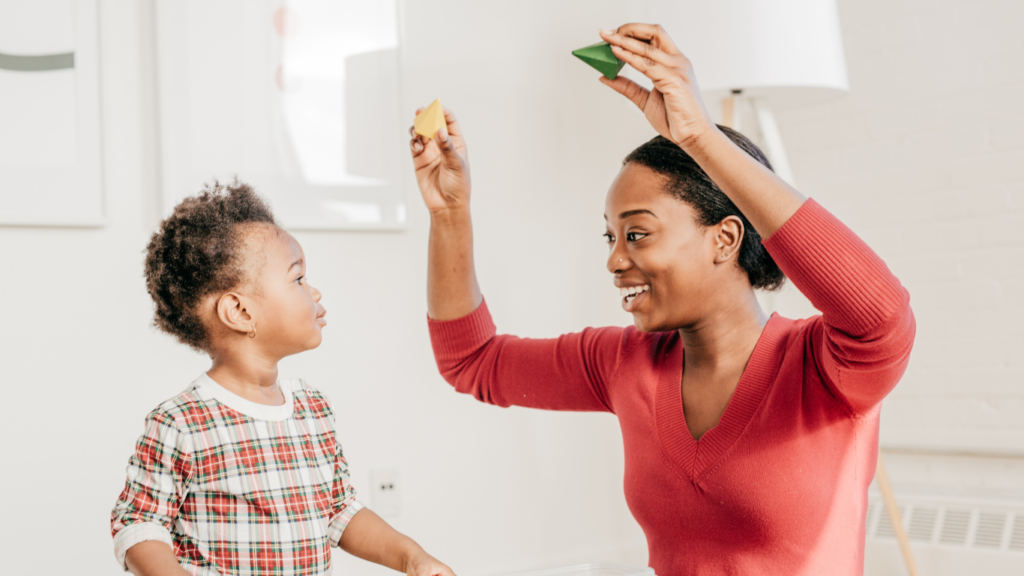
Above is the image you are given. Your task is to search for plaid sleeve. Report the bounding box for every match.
[326,437,364,547]
[110,409,193,570]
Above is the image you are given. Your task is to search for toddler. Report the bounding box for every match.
[111,182,454,576]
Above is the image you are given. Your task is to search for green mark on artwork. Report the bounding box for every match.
[0,52,75,72]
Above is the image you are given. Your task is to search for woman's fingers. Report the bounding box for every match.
[409,103,469,184]
[608,44,678,83]
[613,23,682,55]
[598,75,650,111]
[434,127,464,168]
[441,107,463,139]
[599,28,676,69]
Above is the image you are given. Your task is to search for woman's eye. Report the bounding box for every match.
[603,233,615,243]
[626,232,647,242]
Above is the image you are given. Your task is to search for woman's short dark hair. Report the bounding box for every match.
[623,127,786,291]
[144,180,276,352]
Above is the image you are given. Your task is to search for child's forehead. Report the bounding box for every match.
[239,223,303,265]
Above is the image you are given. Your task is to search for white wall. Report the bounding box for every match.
[0,1,651,574]
[3,0,1023,575]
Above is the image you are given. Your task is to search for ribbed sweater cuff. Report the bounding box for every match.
[763,199,908,334]
[427,299,497,370]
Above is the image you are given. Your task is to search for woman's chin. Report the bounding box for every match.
[631,313,657,333]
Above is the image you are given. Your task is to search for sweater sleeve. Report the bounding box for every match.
[427,300,628,413]
[763,199,916,414]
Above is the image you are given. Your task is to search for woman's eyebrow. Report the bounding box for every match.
[619,209,658,219]
[604,209,658,221]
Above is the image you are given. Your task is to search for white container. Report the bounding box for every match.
[485,562,655,576]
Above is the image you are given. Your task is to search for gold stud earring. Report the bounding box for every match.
[247,324,256,339]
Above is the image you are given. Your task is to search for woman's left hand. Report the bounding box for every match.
[599,25,715,150]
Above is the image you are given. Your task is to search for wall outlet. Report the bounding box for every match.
[369,468,400,517]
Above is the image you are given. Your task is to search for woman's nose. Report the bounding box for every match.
[607,243,630,274]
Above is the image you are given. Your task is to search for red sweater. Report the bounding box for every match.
[428,200,915,575]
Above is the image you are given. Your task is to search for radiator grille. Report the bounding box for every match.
[868,496,1024,553]
[876,505,905,539]
[907,506,937,541]
[975,513,1008,548]
[939,509,972,546]
[1010,514,1024,552]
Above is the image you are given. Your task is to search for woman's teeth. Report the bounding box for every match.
[620,285,650,303]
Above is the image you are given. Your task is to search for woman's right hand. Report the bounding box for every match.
[409,106,471,215]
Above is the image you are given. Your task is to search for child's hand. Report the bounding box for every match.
[405,550,457,576]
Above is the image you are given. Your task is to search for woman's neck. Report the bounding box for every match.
[678,288,769,373]
[207,348,285,406]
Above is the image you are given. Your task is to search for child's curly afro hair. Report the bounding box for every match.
[144,180,276,352]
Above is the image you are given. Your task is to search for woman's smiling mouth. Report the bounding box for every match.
[619,284,650,311]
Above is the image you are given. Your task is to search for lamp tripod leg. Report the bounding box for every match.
[721,96,736,130]
[752,98,795,187]
[876,452,921,576]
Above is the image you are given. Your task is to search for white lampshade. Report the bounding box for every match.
[628,0,849,106]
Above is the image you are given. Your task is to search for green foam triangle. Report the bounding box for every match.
[571,42,625,79]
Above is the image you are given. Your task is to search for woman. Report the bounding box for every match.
[409,24,914,575]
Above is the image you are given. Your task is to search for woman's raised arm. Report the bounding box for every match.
[409,106,623,414]
[409,107,482,320]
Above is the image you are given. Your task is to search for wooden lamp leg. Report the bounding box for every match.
[876,451,921,576]
[721,96,736,129]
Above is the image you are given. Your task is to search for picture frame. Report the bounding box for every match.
[155,0,408,231]
[0,0,104,227]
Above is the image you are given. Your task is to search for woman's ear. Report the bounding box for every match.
[715,216,745,263]
[215,292,254,336]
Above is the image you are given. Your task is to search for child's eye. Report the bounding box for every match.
[603,233,614,244]
[295,275,304,285]
[626,232,647,242]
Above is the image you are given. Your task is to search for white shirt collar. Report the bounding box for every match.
[193,372,295,421]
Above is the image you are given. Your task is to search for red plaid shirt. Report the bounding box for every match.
[111,374,364,575]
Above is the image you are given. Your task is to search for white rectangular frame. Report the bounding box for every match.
[154,0,408,232]
[0,0,104,227]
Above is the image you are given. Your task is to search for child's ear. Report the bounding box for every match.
[215,292,254,336]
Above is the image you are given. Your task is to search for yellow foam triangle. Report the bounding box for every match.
[414,98,447,138]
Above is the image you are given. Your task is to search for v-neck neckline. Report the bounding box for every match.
[654,313,788,483]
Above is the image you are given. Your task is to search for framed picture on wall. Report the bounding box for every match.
[0,0,104,227]
[155,0,408,231]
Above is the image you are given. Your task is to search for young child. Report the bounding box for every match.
[111,182,455,576]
